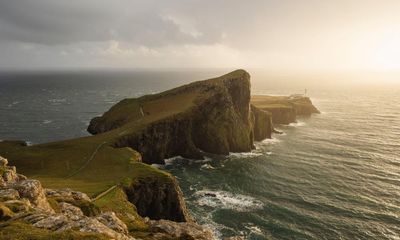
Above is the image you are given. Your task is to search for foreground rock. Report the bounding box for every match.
[0,155,215,239]
[0,157,134,239]
[147,219,214,240]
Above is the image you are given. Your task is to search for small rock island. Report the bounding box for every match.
[0,70,319,239]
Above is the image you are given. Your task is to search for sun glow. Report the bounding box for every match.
[373,31,400,70]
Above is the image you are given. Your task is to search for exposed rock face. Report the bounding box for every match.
[11,180,54,213]
[148,219,215,240]
[88,70,260,164]
[0,156,136,240]
[0,155,215,239]
[96,211,130,235]
[251,104,273,141]
[251,95,320,125]
[124,174,191,222]
[45,188,91,202]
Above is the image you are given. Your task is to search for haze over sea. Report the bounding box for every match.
[1,70,399,239]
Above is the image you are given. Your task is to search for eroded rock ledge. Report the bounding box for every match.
[0,156,213,239]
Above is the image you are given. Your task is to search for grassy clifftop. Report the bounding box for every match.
[0,70,261,239]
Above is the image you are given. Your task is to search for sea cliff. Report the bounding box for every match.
[0,70,319,239]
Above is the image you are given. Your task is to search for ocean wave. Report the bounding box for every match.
[42,120,53,124]
[48,98,67,103]
[261,138,281,144]
[200,163,215,170]
[194,190,264,212]
[7,101,21,108]
[164,156,182,165]
[288,121,306,127]
[229,151,263,158]
[48,98,67,105]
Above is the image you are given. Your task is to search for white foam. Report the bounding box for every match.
[7,101,20,108]
[200,163,215,170]
[261,138,281,144]
[48,98,66,103]
[288,121,306,127]
[48,98,67,105]
[229,152,263,158]
[194,157,212,164]
[164,156,182,165]
[195,190,264,212]
[42,120,53,124]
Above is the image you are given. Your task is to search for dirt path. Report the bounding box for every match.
[66,141,107,178]
[92,184,118,201]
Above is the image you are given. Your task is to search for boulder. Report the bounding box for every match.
[0,156,8,167]
[59,202,84,220]
[45,188,91,202]
[3,199,32,213]
[12,180,54,213]
[0,188,20,201]
[96,211,129,235]
[2,169,19,183]
[33,214,70,230]
[149,219,214,240]
[0,203,13,220]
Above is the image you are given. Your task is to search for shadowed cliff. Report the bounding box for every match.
[88,70,269,164]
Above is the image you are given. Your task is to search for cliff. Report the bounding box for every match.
[251,95,319,125]
[88,70,269,164]
[0,155,213,240]
[0,70,319,239]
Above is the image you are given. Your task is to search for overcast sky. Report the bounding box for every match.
[1,0,400,71]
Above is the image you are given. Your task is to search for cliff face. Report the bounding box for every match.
[251,104,273,141]
[251,95,319,125]
[124,174,190,222]
[0,155,214,240]
[89,70,262,164]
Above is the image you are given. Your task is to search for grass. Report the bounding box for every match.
[0,70,246,196]
[93,187,148,232]
[251,95,294,110]
[0,70,251,239]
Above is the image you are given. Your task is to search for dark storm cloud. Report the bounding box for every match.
[0,0,222,46]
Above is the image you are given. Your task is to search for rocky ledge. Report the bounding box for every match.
[0,155,214,239]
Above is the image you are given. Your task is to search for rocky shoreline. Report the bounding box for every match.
[0,70,319,239]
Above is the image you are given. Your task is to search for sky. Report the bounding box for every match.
[1,0,400,72]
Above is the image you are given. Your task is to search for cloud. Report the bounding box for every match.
[1,0,400,70]
[0,0,221,46]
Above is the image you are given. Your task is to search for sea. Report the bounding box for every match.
[0,69,399,240]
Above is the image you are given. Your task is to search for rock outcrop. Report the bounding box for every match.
[124,173,191,222]
[251,95,319,125]
[0,155,215,239]
[88,70,265,164]
[251,104,273,141]
[147,219,214,240]
[0,156,135,239]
